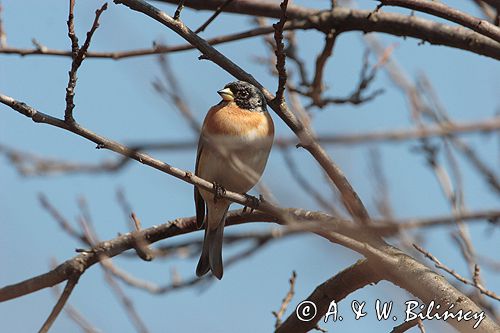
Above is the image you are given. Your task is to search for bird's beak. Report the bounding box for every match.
[217,88,234,101]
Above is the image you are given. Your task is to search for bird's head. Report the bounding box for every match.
[217,81,267,112]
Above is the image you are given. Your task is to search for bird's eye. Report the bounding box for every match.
[239,90,249,98]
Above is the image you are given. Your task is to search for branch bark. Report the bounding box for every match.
[378,0,500,44]
[154,0,500,60]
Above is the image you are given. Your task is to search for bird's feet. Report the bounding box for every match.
[212,182,226,203]
[242,193,260,214]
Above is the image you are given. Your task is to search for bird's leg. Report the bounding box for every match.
[242,193,260,214]
[212,181,226,204]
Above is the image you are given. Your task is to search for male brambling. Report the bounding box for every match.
[195,81,274,279]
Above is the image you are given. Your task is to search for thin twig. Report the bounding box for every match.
[413,244,500,301]
[273,271,297,329]
[173,0,185,20]
[65,2,108,124]
[309,29,337,105]
[49,259,100,333]
[273,0,289,105]
[39,277,80,333]
[194,0,234,33]
[131,213,154,261]
[39,193,89,244]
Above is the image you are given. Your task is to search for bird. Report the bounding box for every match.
[194,81,274,279]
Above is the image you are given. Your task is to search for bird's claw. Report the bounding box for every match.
[242,194,260,214]
[212,182,226,203]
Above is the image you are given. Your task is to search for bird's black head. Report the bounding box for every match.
[217,81,267,112]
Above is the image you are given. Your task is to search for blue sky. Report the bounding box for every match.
[0,0,498,332]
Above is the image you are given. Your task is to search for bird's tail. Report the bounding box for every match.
[196,207,228,279]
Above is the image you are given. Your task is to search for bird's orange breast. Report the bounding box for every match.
[203,102,274,138]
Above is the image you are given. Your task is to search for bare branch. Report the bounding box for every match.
[276,259,381,333]
[173,0,185,20]
[194,0,234,33]
[309,29,338,105]
[155,0,500,60]
[413,244,500,301]
[273,0,289,105]
[39,277,80,333]
[378,0,500,43]
[65,2,108,124]
[272,271,297,329]
[49,260,100,333]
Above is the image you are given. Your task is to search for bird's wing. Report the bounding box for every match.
[194,136,206,229]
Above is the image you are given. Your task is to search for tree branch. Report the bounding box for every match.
[154,0,500,60]
[377,0,500,44]
[276,259,381,333]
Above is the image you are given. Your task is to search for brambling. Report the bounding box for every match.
[195,81,274,279]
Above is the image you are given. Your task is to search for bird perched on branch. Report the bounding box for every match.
[194,81,274,279]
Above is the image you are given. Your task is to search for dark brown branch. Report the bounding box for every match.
[173,0,185,20]
[299,49,384,108]
[378,0,500,43]
[194,0,234,33]
[309,29,338,105]
[2,3,500,60]
[273,0,289,105]
[65,2,108,124]
[155,0,500,60]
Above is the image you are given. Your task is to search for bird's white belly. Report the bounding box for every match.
[198,135,272,194]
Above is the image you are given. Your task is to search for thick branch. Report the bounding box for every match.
[155,0,500,60]
[378,0,500,44]
[0,210,274,302]
[276,259,381,333]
